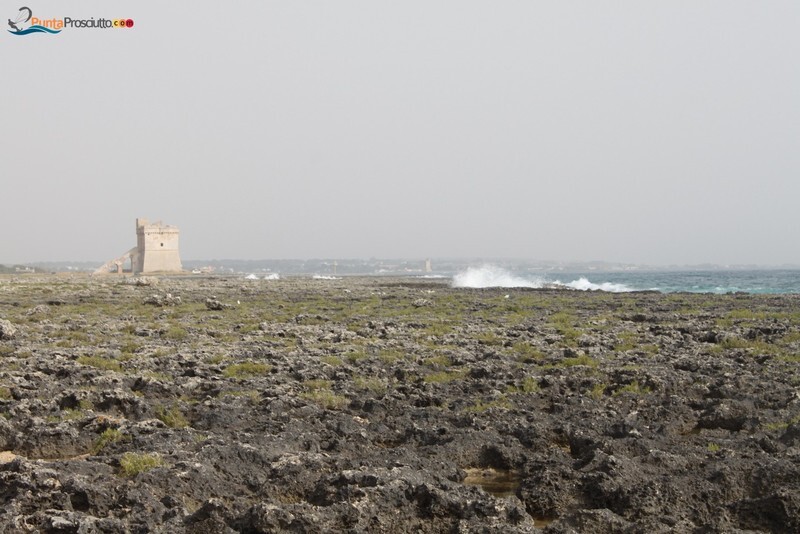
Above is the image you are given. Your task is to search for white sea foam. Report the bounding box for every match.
[245,273,280,280]
[452,266,633,292]
[312,275,340,280]
[555,277,632,293]
[451,266,544,288]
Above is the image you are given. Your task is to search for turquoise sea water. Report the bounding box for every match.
[450,266,800,294]
[521,269,800,294]
[178,260,800,295]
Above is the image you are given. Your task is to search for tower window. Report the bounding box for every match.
[161,243,164,247]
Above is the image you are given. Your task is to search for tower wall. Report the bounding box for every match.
[134,219,182,273]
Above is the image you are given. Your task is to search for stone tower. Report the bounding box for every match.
[133,218,182,273]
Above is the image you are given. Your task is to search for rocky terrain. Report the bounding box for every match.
[1,274,799,533]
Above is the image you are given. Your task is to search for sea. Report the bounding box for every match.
[39,259,800,295]
[232,263,800,294]
[448,265,800,294]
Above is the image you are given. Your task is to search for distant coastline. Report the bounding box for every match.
[4,260,799,294]
[10,258,800,276]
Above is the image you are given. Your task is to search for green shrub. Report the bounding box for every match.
[65,331,91,343]
[464,397,512,413]
[164,326,188,341]
[425,323,452,337]
[614,332,639,352]
[61,407,88,420]
[301,379,347,407]
[513,342,544,363]
[780,332,800,344]
[76,356,122,372]
[719,338,751,350]
[92,428,125,454]
[562,354,598,368]
[726,309,767,321]
[320,355,344,366]
[613,381,651,396]
[207,354,226,365]
[379,349,405,363]
[549,312,574,327]
[142,371,170,382]
[303,379,332,391]
[156,405,189,428]
[119,339,141,355]
[548,312,581,345]
[589,382,606,399]
[424,370,467,384]
[223,362,271,378]
[640,344,659,355]
[507,377,539,394]
[346,350,368,363]
[354,376,386,394]
[763,414,800,431]
[301,390,348,410]
[423,354,450,368]
[475,332,503,346]
[120,452,164,476]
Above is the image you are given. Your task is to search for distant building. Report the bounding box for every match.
[133,219,182,273]
[94,218,183,275]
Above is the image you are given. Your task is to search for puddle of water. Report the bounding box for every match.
[462,467,521,498]
[462,467,557,527]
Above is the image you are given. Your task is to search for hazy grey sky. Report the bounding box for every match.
[3,1,799,265]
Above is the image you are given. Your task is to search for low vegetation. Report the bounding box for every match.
[119,452,165,477]
[223,362,271,378]
[76,356,122,372]
[92,428,126,454]
[155,404,189,428]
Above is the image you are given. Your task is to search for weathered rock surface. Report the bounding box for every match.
[0,274,799,532]
[0,319,17,340]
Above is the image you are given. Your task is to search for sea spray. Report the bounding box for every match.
[244,273,280,280]
[451,266,634,292]
[556,277,632,293]
[451,266,544,288]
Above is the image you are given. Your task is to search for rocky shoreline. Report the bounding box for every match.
[1,274,799,533]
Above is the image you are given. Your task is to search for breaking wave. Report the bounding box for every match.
[451,266,633,292]
[452,266,544,288]
[244,273,280,280]
[555,277,632,293]
[312,275,340,280]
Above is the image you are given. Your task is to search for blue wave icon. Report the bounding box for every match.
[9,25,61,35]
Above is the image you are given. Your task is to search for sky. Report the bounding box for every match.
[2,1,799,266]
